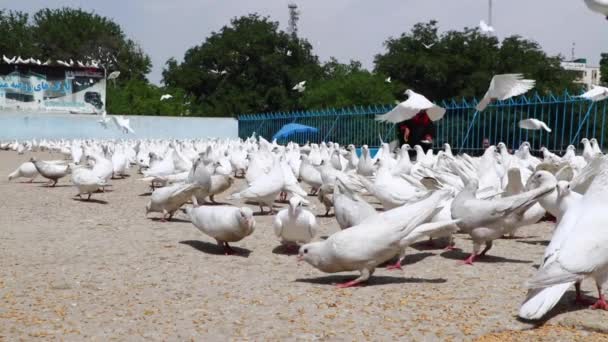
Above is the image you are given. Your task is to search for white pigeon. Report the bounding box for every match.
[385,76,391,83]
[526,171,582,223]
[160,94,173,101]
[112,115,135,134]
[293,81,306,93]
[476,74,536,111]
[519,157,608,319]
[450,178,554,265]
[68,165,107,201]
[579,85,608,102]
[146,183,201,221]
[8,162,39,182]
[229,158,284,214]
[299,155,322,194]
[298,190,457,288]
[205,174,234,203]
[183,205,255,254]
[375,89,446,123]
[519,118,551,132]
[188,157,212,204]
[30,158,69,187]
[333,178,377,230]
[273,196,318,249]
[584,0,608,18]
[591,138,603,155]
[479,20,495,34]
[286,50,292,56]
[356,145,375,176]
[97,112,111,129]
[422,42,435,49]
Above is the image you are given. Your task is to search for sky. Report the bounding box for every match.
[4,0,608,85]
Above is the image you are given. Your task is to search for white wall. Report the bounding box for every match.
[0,112,238,140]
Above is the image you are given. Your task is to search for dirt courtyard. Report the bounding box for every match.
[1,151,608,341]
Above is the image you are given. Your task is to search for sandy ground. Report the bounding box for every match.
[1,151,608,341]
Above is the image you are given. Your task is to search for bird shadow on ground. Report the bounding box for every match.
[379,252,435,268]
[517,240,550,247]
[20,181,47,184]
[72,198,108,205]
[253,211,275,217]
[138,192,152,197]
[201,201,230,206]
[316,213,335,218]
[39,184,71,188]
[410,239,453,251]
[440,249,532,264]
[272,245,299,255]
[404,252,436,265]
[295,275,447,287]
[516,289,594,325]
[179,240,251,257]
[150,217,191,223]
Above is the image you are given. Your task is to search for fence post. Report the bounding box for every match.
[570,102,596,145]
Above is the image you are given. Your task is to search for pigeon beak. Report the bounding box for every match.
[296,255,304,262]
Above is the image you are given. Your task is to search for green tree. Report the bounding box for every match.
[300,58,395,108]
[107,79,194,116]
[162,14,323,116]
[32,8,151,81]
[601,53,608,85]
[0,10,39,57]
[374,21,577,101]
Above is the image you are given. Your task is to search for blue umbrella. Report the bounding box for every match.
[272,123,319,141]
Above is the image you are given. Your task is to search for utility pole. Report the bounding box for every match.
[571,42,576,61]
[288,3,300,38]
[488,0,493,26]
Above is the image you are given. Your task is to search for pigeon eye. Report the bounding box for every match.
[304,249,308,254]
[536,174,541,178]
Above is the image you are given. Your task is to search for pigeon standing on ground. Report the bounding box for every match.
[68,164,107,201]
[183,205,255,255]
[274,196,318,250]
[206,174,234,203]
[146,183,202,221]
[298,190,456,288]
[8,162,39,182]
[30,158,69,187]
[450,178,554,265]
[333,178,378,229]
[519,157,608,319]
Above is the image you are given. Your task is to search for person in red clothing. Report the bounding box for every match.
[396,110,434,153]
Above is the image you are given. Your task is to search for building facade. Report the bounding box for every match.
[560,58,602,90]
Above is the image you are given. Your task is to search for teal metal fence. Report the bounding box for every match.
[238,90,607,154]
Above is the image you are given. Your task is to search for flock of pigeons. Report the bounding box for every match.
[2,131,608,321]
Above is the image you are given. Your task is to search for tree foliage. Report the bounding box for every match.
[601,53,608,86]
[299,58,395,108]
[374,21,577,102]
[107,79,194,116]
[162,14,323,116]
